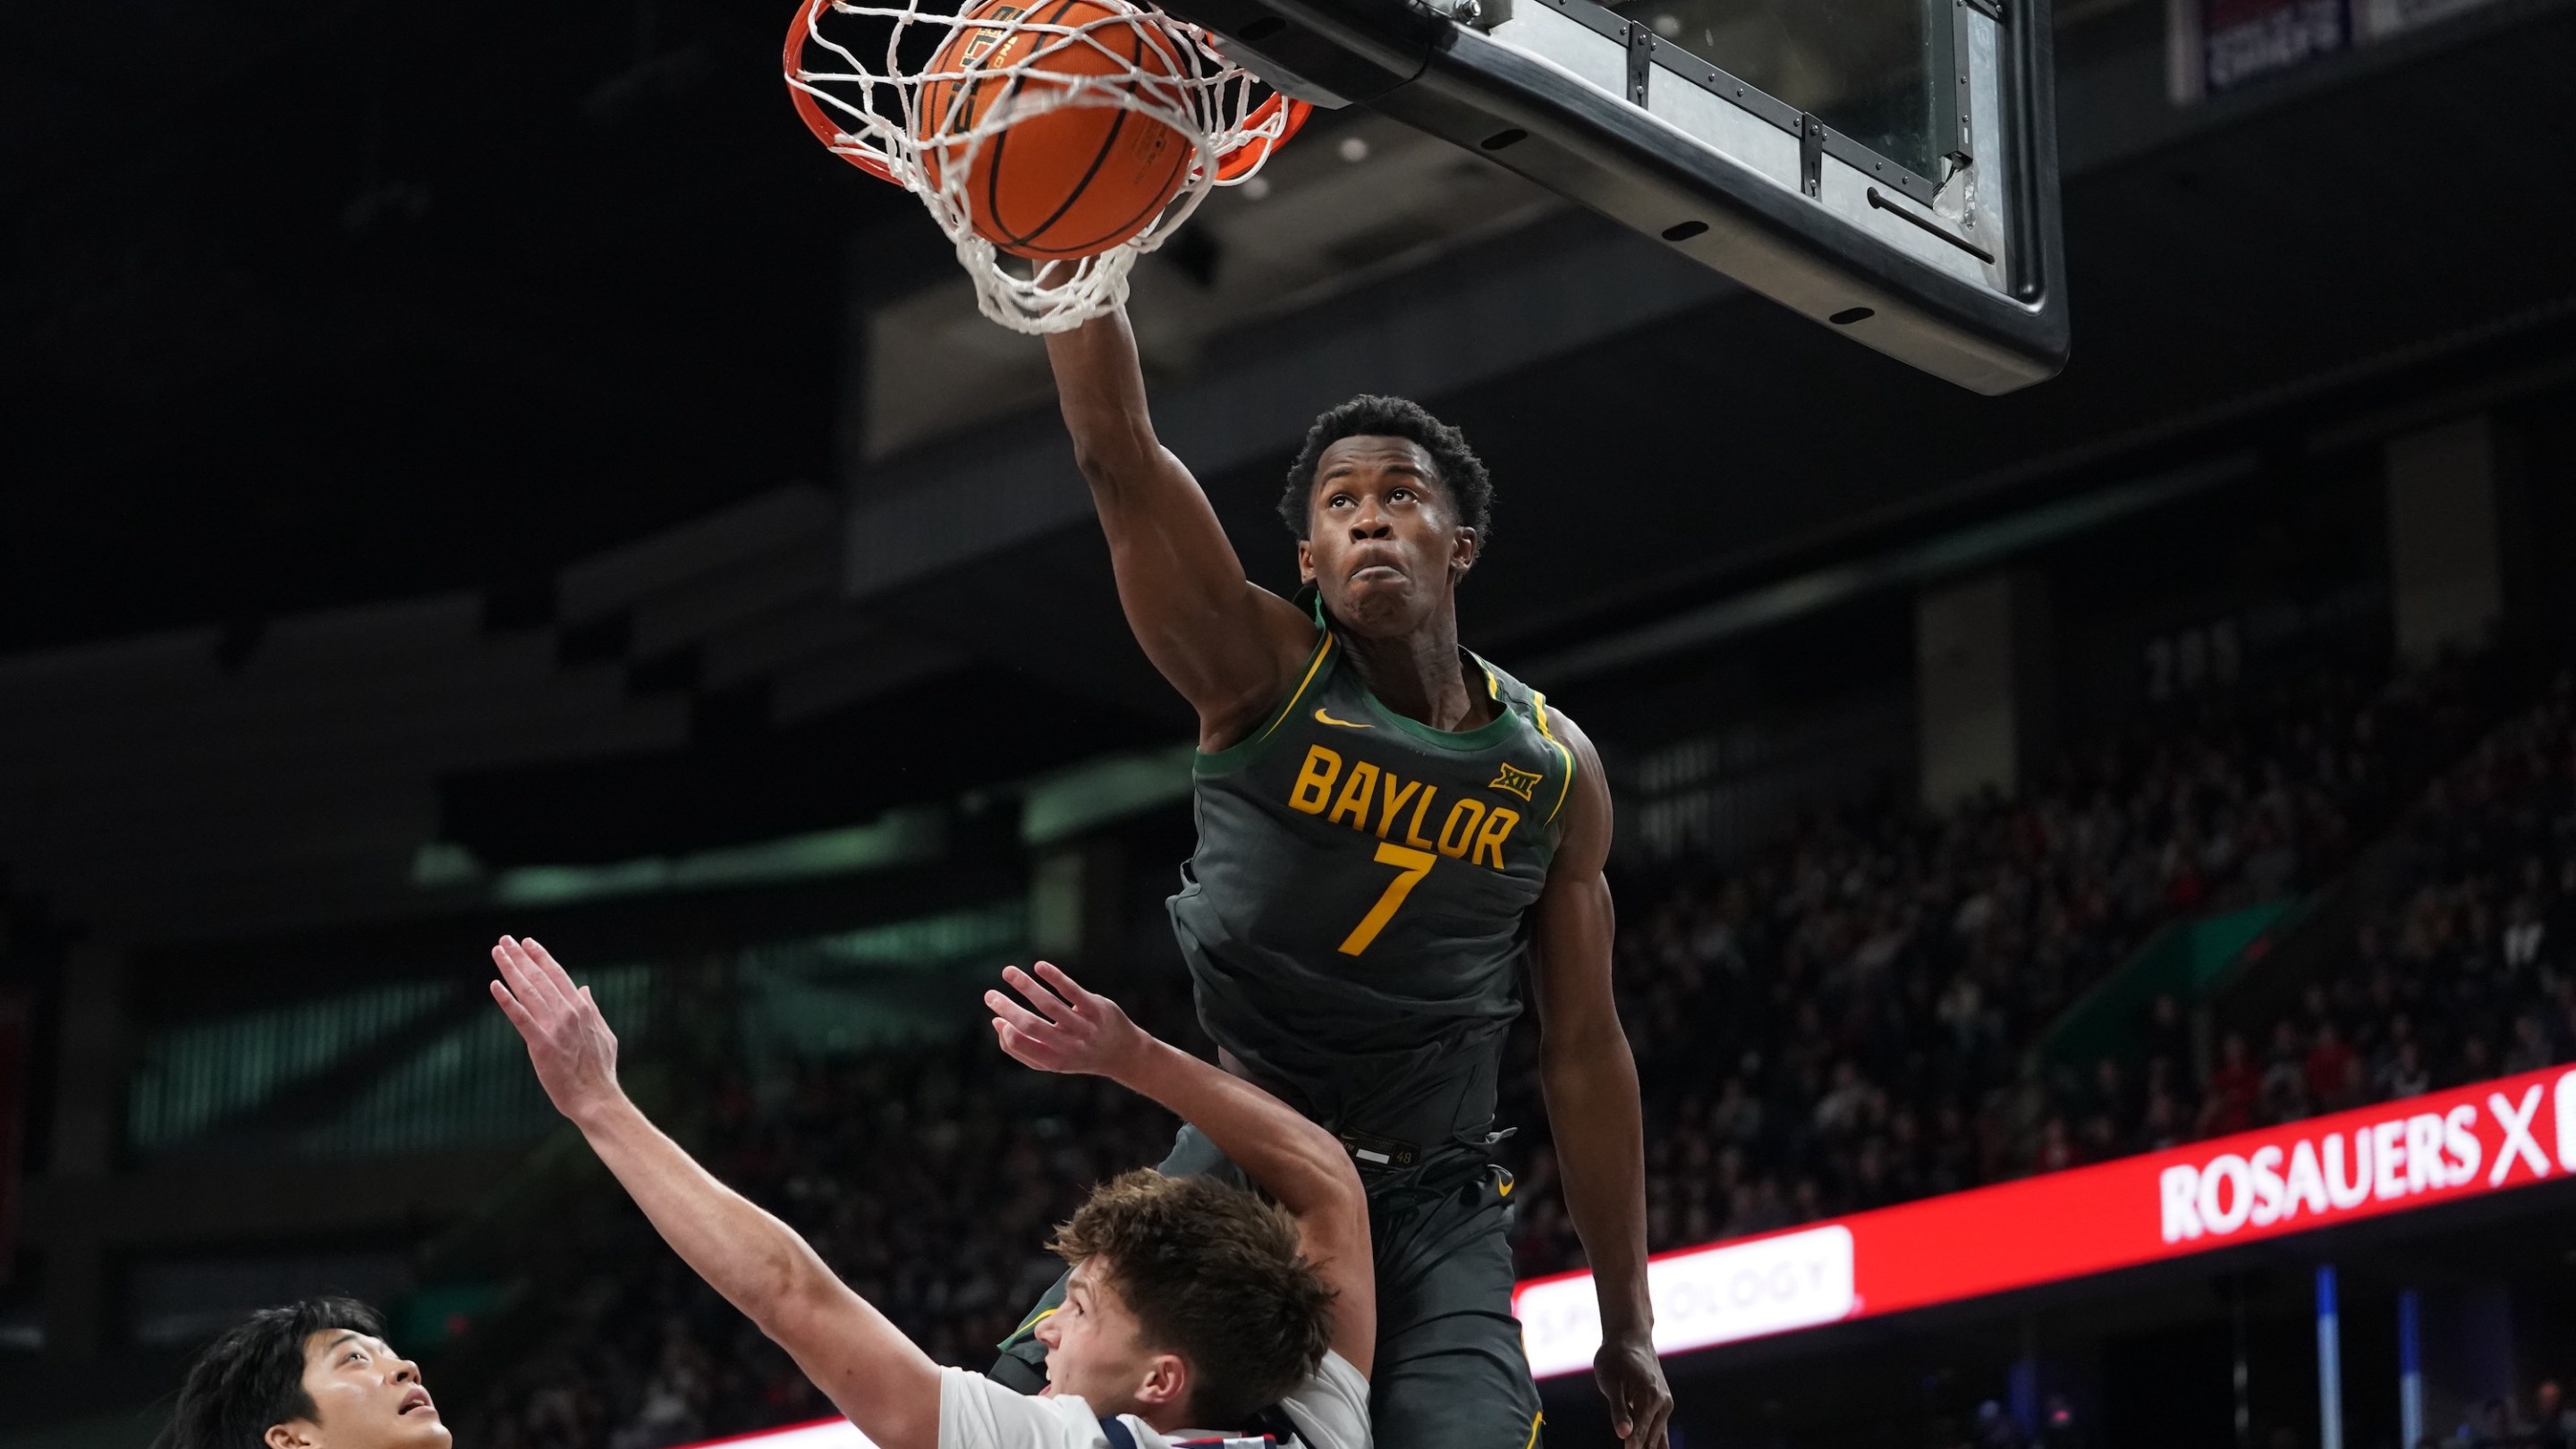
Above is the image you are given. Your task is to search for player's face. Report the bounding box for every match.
[1298,436,1476,638]
[1033,1260,1190,1420]
[265,1331,448,1449]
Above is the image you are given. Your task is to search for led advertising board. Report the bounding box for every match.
[1515,1063,2576,1376]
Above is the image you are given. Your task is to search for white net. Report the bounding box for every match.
[785,0,1307,333]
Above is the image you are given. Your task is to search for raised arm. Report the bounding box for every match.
[986,962,1375,1377]
[1527,714,1673,1449]
[1045,308,1316,748]
[487,936,942,1449]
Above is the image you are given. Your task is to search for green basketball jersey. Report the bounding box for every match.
[1168,598,1578,1151]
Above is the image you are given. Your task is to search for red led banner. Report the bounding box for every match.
[1515,1063,2576,1375]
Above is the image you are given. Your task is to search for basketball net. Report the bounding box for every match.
[785,0,1309,333]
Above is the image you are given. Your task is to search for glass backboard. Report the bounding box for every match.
[1154,0,2068,392]
[1620,0,1951,179]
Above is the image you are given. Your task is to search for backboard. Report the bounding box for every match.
[1152,0,2069,392]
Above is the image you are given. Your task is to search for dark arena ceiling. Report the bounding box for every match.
[0,0,931,654]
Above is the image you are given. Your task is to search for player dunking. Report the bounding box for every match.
[991,301,1673,1449]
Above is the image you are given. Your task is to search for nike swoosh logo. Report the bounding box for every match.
[1314,708,1372,729]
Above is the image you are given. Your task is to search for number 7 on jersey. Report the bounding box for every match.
[1338,843,1436,955]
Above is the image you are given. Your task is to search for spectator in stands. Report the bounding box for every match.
[2199,1032,2261,1136]
[2303,1021,2361,1113]
[2377,1034,2433,1099]
[2532,1380,2572,1449]
[2506,1013,2555,1074]
[2084,1057,2137,1143]
[2142,995,2192,1074]
[2259,1021,2311,1124]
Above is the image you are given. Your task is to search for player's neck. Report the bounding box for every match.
[1342,614,1494,733]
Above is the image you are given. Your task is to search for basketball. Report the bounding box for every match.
[914,0,1194,259]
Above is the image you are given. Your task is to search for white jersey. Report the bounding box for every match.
[936,1352,1370,1449]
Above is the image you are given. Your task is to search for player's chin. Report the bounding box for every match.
[394,1414,453,1449]
[1334,576,1424,628]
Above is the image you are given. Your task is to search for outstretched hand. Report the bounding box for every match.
[985,962,1148,1081]
[489,935,623,1127]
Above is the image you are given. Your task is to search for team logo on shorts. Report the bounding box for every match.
[1487,762,1543,801]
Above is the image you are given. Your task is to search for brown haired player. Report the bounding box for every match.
[989,308,1671,1449]
[489,937,1372,1449]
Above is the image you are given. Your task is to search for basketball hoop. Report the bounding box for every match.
[785,0,1310,333]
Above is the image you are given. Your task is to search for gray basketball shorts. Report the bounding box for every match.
[992,1125,1546,1449]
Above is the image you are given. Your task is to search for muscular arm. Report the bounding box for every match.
[489,938,942,1449]
[1045,308,1314,747]
[989,963,1375,1376]
[1528,714,1673,1449]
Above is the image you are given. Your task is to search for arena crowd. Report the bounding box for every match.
[1504,650,2519,1272]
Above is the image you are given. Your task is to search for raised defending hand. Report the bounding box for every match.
[984,962,1147,1081]
[489,935,623,1127]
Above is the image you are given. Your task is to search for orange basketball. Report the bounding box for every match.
[915,0,1194,259]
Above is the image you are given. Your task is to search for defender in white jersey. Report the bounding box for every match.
[489,938,1374,1449]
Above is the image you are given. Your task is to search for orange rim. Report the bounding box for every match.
[784,0,902,183]
[1216,94,1311,182]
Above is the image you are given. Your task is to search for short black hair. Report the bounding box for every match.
[164,1299,387,1449]
[1278,395,1493,546]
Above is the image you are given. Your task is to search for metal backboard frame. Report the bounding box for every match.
[1158,0,2069,393]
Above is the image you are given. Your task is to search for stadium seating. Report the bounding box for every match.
[1504,649,2516,1275]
